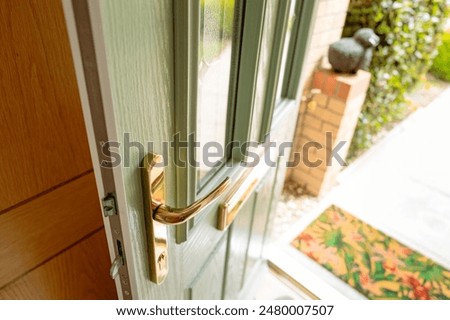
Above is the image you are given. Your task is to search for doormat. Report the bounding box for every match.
[291,205,450,299]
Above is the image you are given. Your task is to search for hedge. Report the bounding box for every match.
[430,31,450,81]
[343,0,448,158]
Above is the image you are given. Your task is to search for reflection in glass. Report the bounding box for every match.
[196,0,235,186]
[275,0,297,104]
[251,0,279,142]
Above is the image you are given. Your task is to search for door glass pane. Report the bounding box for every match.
[275,0,297,104]
[196,0,235,186]
[250,0,279,142]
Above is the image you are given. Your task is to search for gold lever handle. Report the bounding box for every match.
[152,176,230,225]
[142,153,230,225]
[141,152,230,284]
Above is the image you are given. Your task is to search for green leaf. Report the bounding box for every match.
[323,229,344,249]
[345,252,354,266]
[361,251,371,271]
[323,263,334,272]
[382,289,399,298]
[373,261,386,281]
[419,264,445,282]
[353,272,363,291]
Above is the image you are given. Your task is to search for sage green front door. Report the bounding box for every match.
[65,0,317,299]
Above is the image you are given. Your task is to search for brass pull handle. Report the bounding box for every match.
[217,169,259,231]
[217,162,269,231]
[140,152,230,284]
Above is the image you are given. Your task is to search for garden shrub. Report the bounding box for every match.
[430,31,450,81]
[343,0,447,158]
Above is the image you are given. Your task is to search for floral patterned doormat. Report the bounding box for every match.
[291,205,450,299]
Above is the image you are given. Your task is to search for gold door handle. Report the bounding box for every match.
[141,152,230,284]
[142,153,230,225]
[152,177,230,225]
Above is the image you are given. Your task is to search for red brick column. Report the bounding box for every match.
[290,68,371,196]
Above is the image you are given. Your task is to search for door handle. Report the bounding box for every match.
[217,160,270,231]
[141,152,230,284]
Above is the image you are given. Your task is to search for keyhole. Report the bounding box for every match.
[157,252,166,270]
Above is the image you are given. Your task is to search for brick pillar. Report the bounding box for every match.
[290,68,371,196]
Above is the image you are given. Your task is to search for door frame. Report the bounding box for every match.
[63,0,136,299]
[62,0,318,300]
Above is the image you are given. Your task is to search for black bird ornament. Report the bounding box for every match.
[328,28,380,74]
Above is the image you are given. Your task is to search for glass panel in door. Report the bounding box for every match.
[250,0,279,142]
[196,0,235,187]
[275,0,297,105]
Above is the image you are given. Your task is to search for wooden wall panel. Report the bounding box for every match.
[0,0,92,211]
[0,230,117,300]
[0,173,103,288]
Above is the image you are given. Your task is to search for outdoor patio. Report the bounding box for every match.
[269,86,450,299]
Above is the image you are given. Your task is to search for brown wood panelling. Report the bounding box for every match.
[0,0,92,211]
[0,173,104,289]
[0,230,117,299]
